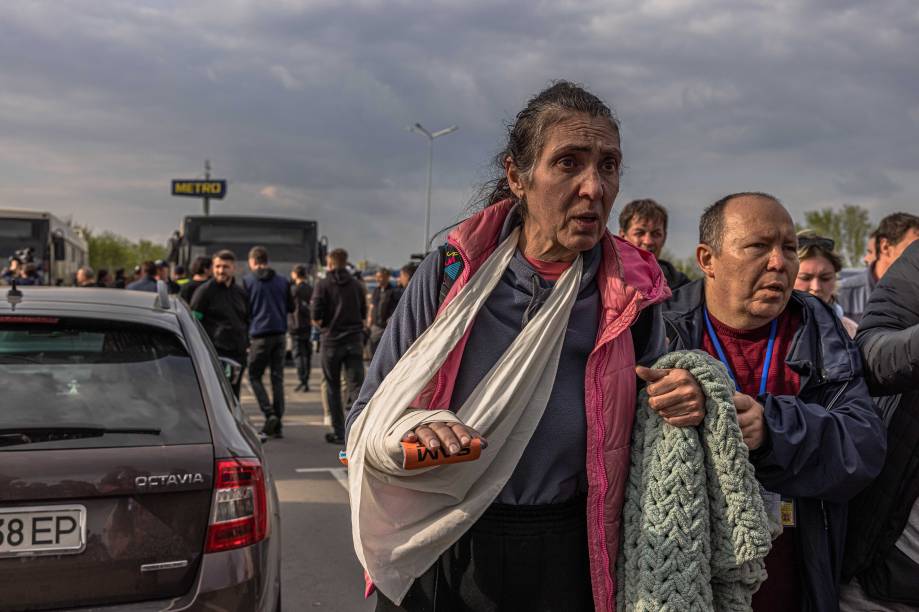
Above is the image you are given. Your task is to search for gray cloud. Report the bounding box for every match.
[1,0,917,265]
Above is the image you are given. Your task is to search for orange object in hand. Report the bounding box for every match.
[402,438,483,470]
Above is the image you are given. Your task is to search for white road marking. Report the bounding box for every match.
[295,467,349,491]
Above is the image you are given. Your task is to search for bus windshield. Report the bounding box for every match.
[198,224,306,245]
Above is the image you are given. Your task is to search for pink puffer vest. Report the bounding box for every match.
[417,200,670,610]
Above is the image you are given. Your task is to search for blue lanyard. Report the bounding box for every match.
[703,308,778,397]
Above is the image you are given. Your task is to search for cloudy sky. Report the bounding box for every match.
[1,0,917,265]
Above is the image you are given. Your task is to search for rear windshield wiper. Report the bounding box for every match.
[0,425,162,447]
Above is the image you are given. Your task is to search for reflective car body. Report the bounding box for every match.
[0,285,281,611]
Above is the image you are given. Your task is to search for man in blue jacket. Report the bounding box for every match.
[244,246,294,438]
[663,192,886,611]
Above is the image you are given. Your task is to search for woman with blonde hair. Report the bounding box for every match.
[794,230,858,337]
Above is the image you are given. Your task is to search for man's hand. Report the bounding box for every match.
[402,422,487,456]
[733,392,765,450]
[636,366,706,427]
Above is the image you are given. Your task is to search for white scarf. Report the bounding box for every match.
[347,228,583,603]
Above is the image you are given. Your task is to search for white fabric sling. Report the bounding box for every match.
[347,228,583,603]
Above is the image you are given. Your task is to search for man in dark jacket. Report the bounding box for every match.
[619,198,690,291]
[312,247,367,444]
[243,246,294,438]
[663,192,886,612]
[289,264,313,392]
[367,267,399,357]
[179,256,211,303]
[842,239,919,609]
[190,250,250,397]
[838,212,919,322]
[127,261,158,292]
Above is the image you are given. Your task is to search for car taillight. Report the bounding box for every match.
[205,458,268,553]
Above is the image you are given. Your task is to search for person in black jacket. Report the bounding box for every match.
[289,264,314,392]
[190,250,250,397]
[664,192,885,612]
[311,247,367,444]
[367,267,399,357]
[618,198,690,291]
[842,239,919,610]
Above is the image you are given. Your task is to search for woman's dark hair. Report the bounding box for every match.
[479,81,620,208]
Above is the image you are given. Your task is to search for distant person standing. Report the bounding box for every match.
[289,264,314,392]
[367,268,399,357]
[311,248,367,444]
[190,250,250,397]
[243,246,294,438]
[173,265,188,288]
[155,260,181,294]
[113,268,126,289]
[838,212,919,321]
[619,198,690,290]
[179,256,212,303]
[76,266,95,287]
[95,268,110,287]
[127,261,158,292]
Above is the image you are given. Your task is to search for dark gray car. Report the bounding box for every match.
[0,283,281,611]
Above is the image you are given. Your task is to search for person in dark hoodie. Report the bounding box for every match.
[663,192,885,611]
[842,239,919,610]
[243,246,294,438]
[311,247,367,444]
[190,250,250,397]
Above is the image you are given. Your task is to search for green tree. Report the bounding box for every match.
[82,227,168,273]
[802,204,872,268]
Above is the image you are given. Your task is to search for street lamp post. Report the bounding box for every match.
[410,123,458,253]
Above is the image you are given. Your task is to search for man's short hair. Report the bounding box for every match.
[190,256,211,276]
[141,260,158,276]
[619,198,669,233]
[293,264,308,278]
[78,266,95,279]
[401,263,417,277]
[248,246,269,264]
[876,212,919,246]
[213,250,236,262]
[329,248,348,268]
[699,191,782,253]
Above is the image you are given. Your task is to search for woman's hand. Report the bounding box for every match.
[636,366,706,427]
[402,422,488,456]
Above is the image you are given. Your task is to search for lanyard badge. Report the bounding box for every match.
[703,308,778,397]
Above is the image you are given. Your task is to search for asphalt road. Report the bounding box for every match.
[240,365,375,612]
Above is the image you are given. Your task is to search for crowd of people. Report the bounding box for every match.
[344,81,919,612]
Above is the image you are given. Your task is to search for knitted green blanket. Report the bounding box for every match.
[617,350,772,612]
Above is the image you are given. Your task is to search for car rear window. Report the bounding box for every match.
[0,317,211,449]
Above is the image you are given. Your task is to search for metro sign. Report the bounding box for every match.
[171,180,227,199]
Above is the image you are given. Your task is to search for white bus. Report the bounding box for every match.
[0,209,88,285]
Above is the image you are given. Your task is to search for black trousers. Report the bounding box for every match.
[321,339,365,438]
[375,496,592,612]
[291,332,312,386]
[248,334,286,423]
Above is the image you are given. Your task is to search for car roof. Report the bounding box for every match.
[1,287,184,331]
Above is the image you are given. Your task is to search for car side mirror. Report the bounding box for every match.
[218,356,242,387]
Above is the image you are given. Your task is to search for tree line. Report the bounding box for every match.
[81,227,167,273]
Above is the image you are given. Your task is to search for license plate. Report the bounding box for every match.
[0,505,86,558]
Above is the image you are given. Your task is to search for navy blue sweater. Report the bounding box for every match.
[243,268,293,337]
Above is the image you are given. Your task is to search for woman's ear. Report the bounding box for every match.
[503,156,526,200]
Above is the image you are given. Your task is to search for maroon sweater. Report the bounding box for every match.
[702,305,803,611]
